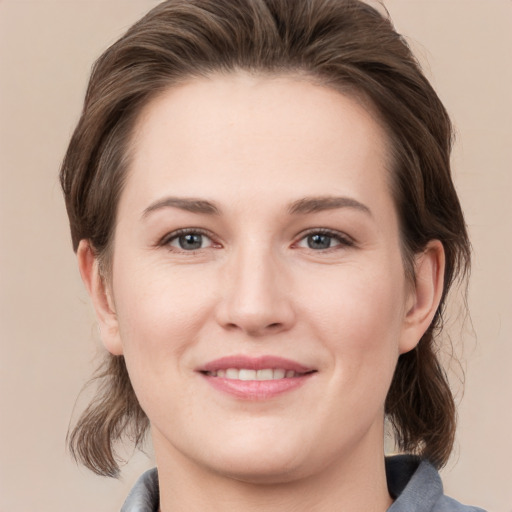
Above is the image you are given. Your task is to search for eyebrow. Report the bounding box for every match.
[142,197,220,218]
[141,195,371,218]
[288,196,372,216]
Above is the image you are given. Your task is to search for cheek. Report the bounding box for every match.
[302,261,406,388]
[111,268,215,424]
[307,260,405,338]
[112,261,215,370]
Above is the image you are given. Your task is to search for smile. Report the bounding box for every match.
[205,368,302,380]
[198,355,316,399]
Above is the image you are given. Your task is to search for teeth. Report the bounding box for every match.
[256,369,273,380]
[239,369,256,381]
[209,368,298,380]
[273,368,285,379]
[225,368,239,379]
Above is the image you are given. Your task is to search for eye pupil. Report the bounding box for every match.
[307,234,331,249]
[179,233,203,250]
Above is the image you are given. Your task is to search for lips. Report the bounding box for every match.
[207,368,300,380]
[200,355,313,373]
[198,355,316,399]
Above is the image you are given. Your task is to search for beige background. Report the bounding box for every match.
[0,1,510,510]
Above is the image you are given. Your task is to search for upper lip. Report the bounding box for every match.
[199,355,315,374]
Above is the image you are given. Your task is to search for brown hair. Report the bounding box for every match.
[61,0,470,477]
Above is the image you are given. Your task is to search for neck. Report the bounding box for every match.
[153,427,393,512]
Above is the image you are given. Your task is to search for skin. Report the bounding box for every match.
[78,72,444,512]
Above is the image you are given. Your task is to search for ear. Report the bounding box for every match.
[77,239,124,356]
[399,240,445,355]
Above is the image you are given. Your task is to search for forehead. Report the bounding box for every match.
[123,72,393,209]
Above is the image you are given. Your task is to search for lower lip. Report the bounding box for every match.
[201,373,313,400]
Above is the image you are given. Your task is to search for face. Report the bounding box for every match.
[89,73,437,483]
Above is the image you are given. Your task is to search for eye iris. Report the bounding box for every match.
[179,233,203,250]
[307,233,331,249]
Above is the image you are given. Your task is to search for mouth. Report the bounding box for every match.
[198,355,317,399]
[204,368,308,380]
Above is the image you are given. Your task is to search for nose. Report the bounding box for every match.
[215,245,296,337]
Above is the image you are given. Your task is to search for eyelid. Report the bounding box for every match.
[294,228,355,249]
[158,227,220,250]
[156,227,354,252]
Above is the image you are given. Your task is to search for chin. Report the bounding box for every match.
[214,454,309,485]
[197,427,321,484]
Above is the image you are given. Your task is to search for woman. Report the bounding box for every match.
[60,0,484,510]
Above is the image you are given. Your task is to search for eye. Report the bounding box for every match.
[164,229,215,251]
[296,230,353,250]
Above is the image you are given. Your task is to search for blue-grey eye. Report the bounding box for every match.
[169,232,212,250]
[296,231,349,250]
[307,233,334,249]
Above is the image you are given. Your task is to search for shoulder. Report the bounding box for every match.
[437,494,487,512]
[386,455,486,512]
[121,459,487,512]
[121,468,159,512]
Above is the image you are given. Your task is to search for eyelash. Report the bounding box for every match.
[294,229,355,251]
[159,228,218,252]
[158,228,355,253]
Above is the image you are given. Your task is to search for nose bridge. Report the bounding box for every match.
[218,238,294,335]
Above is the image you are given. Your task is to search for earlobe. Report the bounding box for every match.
[399,240,445,355]
[77,240,124,356]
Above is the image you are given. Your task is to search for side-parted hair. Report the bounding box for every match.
[61,0,470,477]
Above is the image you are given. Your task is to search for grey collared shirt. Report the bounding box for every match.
[121,456,487,512]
